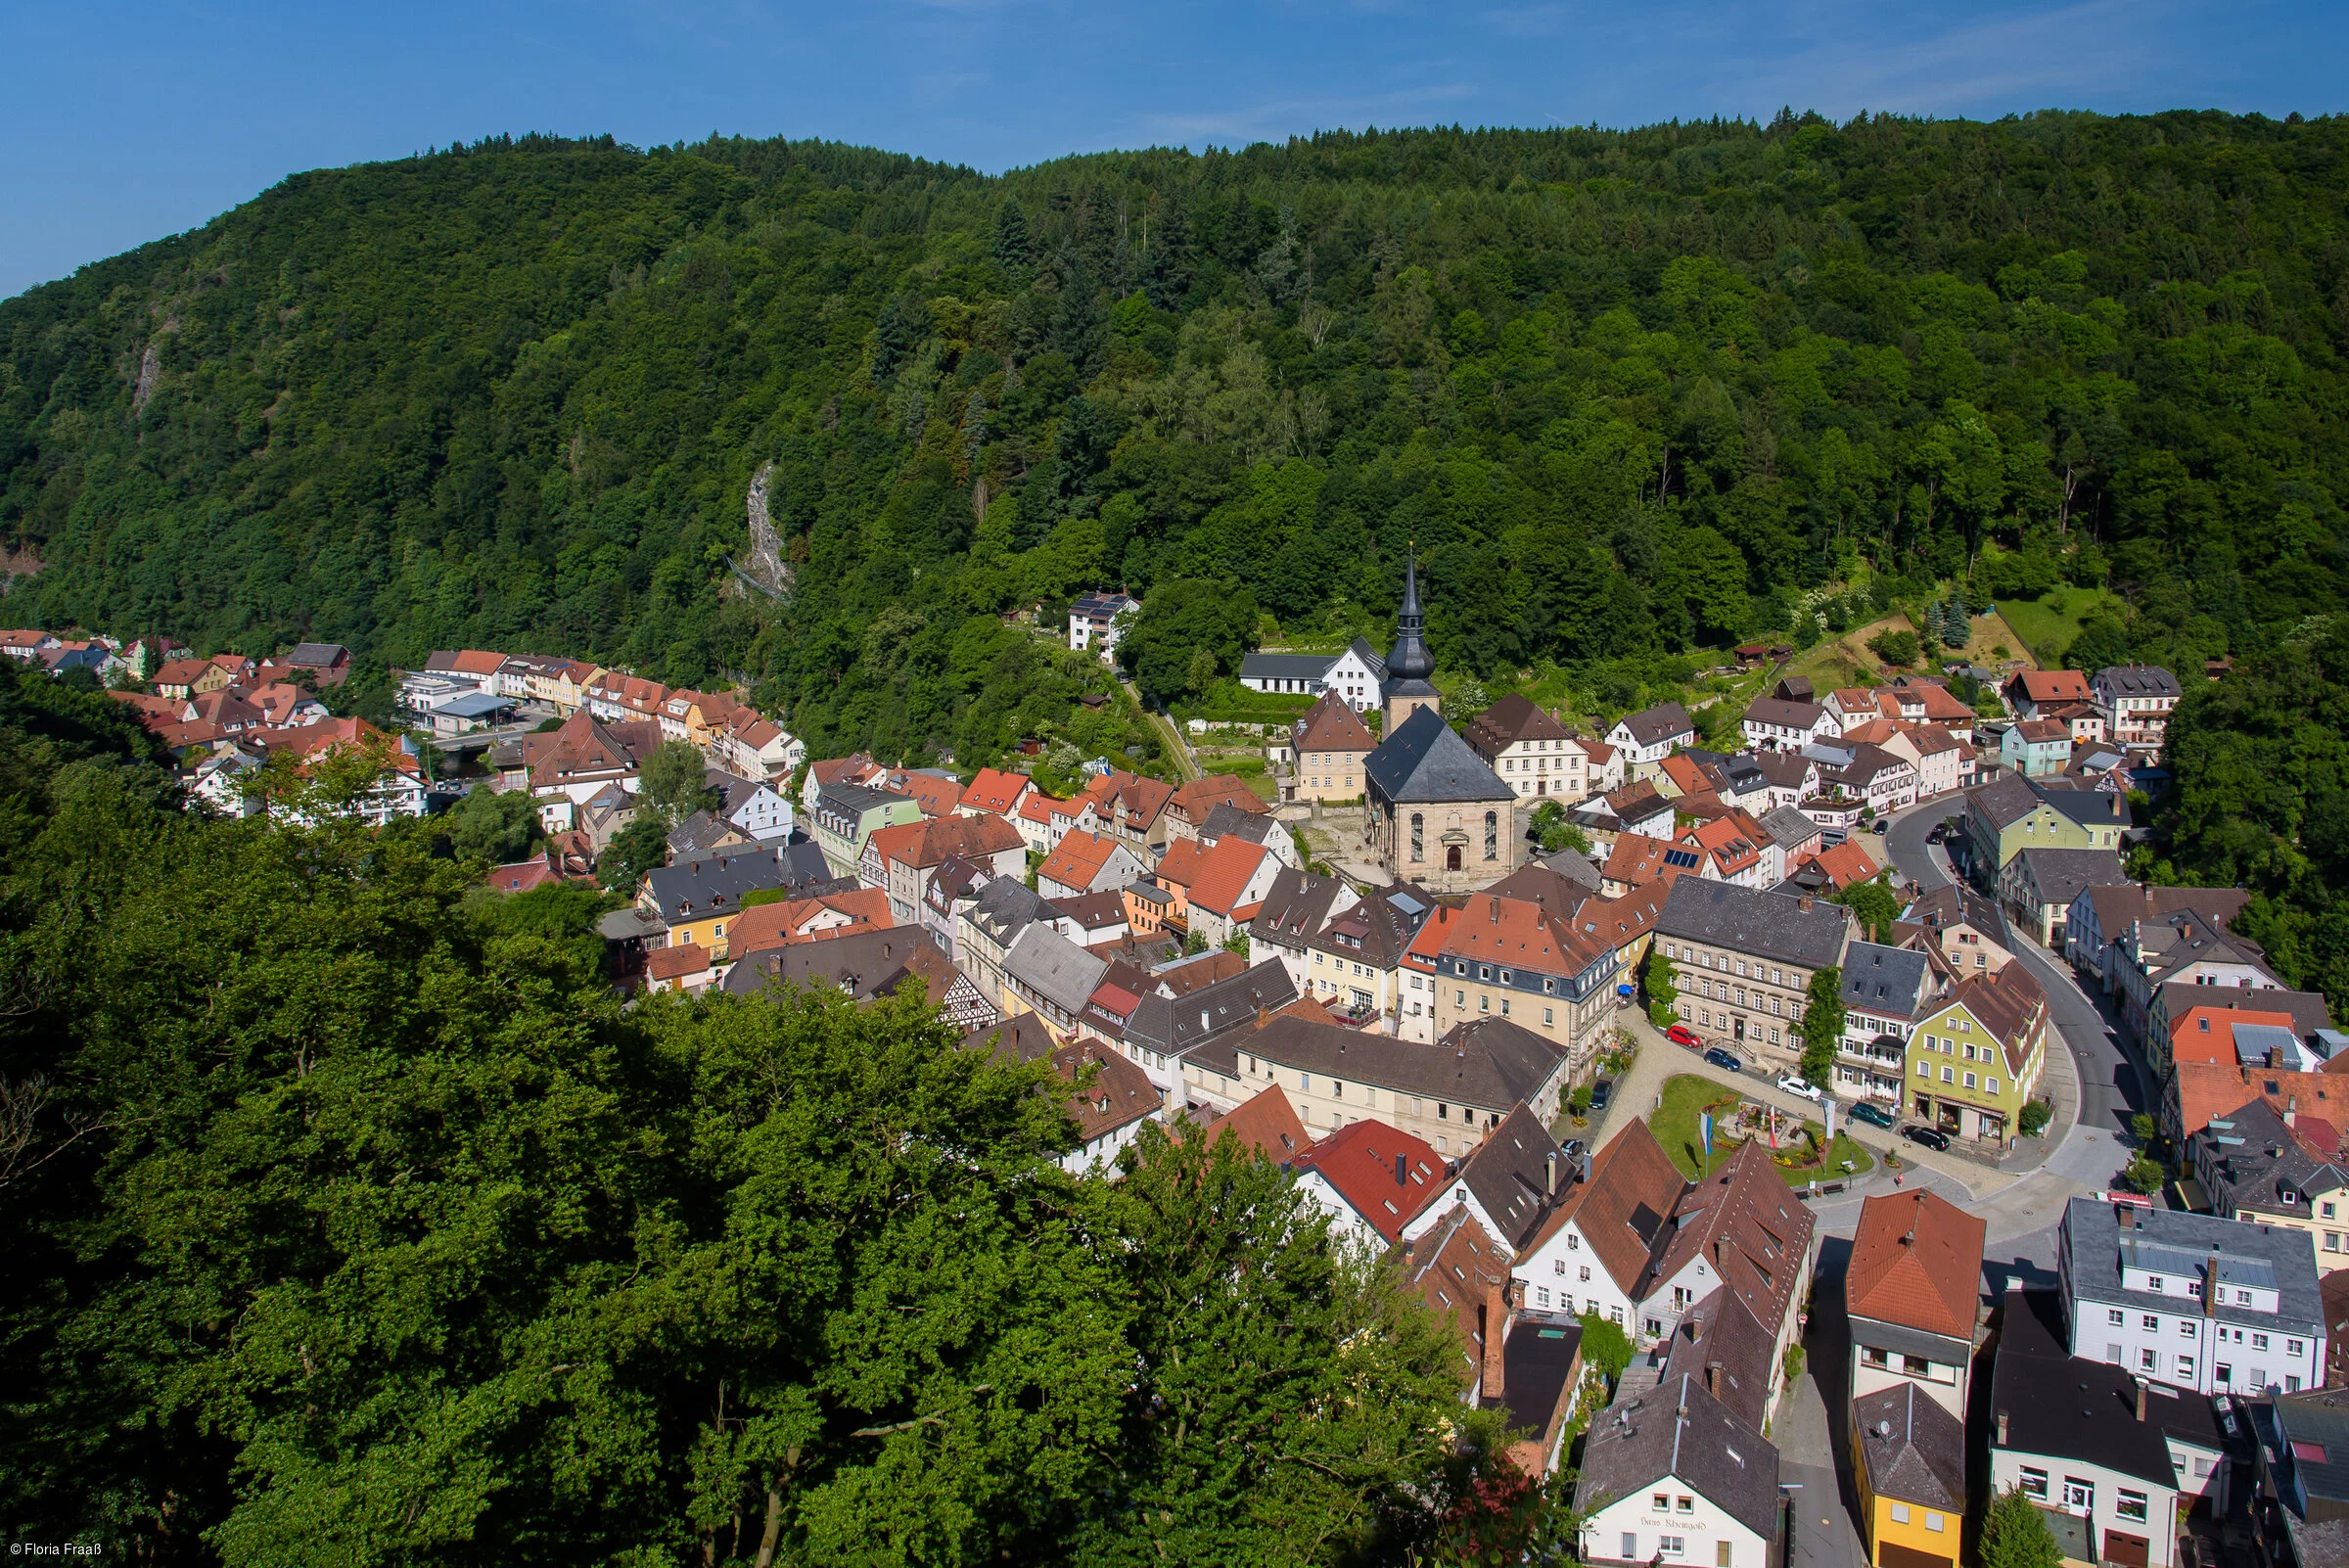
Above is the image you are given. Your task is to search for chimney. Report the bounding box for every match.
[2135,1379,2148,1422]
[1798,895,1815,913]
[1706,1360,1723,1398]
[2288,1094,2298,1128]
[1396,1154,1407,1187]
[2204,1262,2219,1317]
[1545,1152,1558,1196]
[1713,1237,1726,1270]
[1996,1410,2009,1445]
[1479,1274,1510,1405]
[1256,1004,1267,1031]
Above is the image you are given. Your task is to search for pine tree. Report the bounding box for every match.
[990,196,1032,271]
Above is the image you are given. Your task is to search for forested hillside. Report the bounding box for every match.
[4,113,2348,997]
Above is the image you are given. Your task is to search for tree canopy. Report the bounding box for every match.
[0,676,1538,1562]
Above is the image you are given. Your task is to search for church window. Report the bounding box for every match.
[1410,813,1423,860]
[1484,811,1498,860]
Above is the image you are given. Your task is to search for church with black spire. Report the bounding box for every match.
[1360,549,1520,893]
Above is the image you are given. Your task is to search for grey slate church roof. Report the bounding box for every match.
[1364,706,1513,806]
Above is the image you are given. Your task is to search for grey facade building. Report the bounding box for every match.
[1653,878,1854,1062]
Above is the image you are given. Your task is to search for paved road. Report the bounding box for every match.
[1880,799,2152,1141]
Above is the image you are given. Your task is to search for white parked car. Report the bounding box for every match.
[1775,1074,1823,1101]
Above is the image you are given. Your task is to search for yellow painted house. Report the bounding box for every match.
[1852,1382,1966,1568]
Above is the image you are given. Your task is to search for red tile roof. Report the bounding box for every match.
[1171,774,1267,824]
[1204,1084,1312,1161]
[647,943,713,983]
[1038,828,1126,893]
[1185,837,1269,918]
[1295,693,1376,754]
[726,888,894,955]
[2169,1005,2304,1068]
[1292,1118,1449,1245]
[958,766,1032,816]
[1798,840,1880,892]
[1845,1190,1986,1340]
[1153,837,1209,891]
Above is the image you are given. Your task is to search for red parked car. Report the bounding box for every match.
[1666,1024,1701,1048]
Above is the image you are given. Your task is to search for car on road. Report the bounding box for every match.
[1925,822,1948,845]
[1848,1101,1898,1130]
[1666,1024,1701,1048]
[1775,1074,1822,1101]
[1704,1046,1744,1072]
[1870,818,1888,835]
[1901,1124,1952,1152]
[1589,1081,1612,1111]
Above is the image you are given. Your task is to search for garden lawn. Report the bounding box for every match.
[1998,587,2127,666]
[1652,1074,1876,1185]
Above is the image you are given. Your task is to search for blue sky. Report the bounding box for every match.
[4,0,2344,300]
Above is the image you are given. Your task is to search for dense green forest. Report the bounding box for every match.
[2,111,2347,992]
[0,669,1562,1563]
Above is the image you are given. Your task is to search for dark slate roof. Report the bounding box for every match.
[1250,867,1354,951]
[1657,1286,1778,1433]
[1968,770,2044,830]
[2012,846,2129,905]
[1309,883,1432,969]
[1496,1322,1584,1449]
[820,781,913,817]
[1992,1288,2188,1489]
[1536,850,1605,895]
[1455,1104,1564,1250]
[967,876,1056,943]
[1841,942,1934,1022]
[774,839,843,893]
[720,927,945,1002]
[668,808,748,858]
[2191,1098,2349,1218]
[1854,1381,1966,1510]
[1123,960,1299,1060]
[286,641,349,666]
[1759,804,1821,848]
[1655,878,1851,971]
[1190,1014,1566,1115]
[1239,650,1341,682]
[2097,665,2182,699]
[1201,803,1282,846]
[1613,702,1694,747]
[1576,1366,1777,1541]
[643,846,800,923]
[2034,780,2130,831]
[1363,705,1512,806]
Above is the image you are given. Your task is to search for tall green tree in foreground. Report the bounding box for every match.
[1801,966,1845,1086]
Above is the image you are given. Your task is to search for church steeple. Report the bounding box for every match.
[1385,545,1435,683]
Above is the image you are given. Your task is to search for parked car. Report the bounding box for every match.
[1775,1074,1823,1101]
[1902,1124,1952,1152]
[1666,1024,1701,1048]
[1849,1101,1898,1130]
[1704,1046,1744,1073]
[1870,818,1889,835]
[1589,1080,1612,1111]
[1560,1138,1589,1163]
[1925,822,1948,845]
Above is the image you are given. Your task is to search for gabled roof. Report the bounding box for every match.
[1250,867,1356,950]
[1576,1366,1777,1541]
[1123,960,1299,1060]
[2095,664,2181,699]
[1204,1084,1311,1162]
[1438,889,1610,980]
[1656,878,1851,970]
[1602,832,1697,891]
[1994,1287,2200,1490]
[1037,828,1128,893]
[1200,802,1281,847]
[720,927,948,1003]
[1795,839,1879,892]
[2174,1062,2347,1146]
[1644,1142,1818,1347]
[1840,942,1934,1022]
[1003,922,1112,1016]
[1854,1382,1966,1510]
[1611,702,1695,747]
[1051,1039,1161,1145]
[883,811,1026,870]
[1657,1284,1779,1432]
[1169,774,1267,823]
[2010,669,2094,704]
[1189,1014,1567,1116]
[1846,1190,1986,1340]
[1363,706,1512,806]
[1462,693,1572,753]
[1521,1118,1686,1295]
[957,766,1032,815]
[960,1013,1060,1065]
[1310,883,1431,969]
[1153,836,1208,891]
[1742,696,1830,732]
[1937,964,2047,1076]
[1454,1104,1563,1250]
[1186,837,1269,918]
[2011,846,2128,905]
[726,888,895,955]
[1294,692,1376,754]
[1292,1118,1448,1245]
[646,943,714,983]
